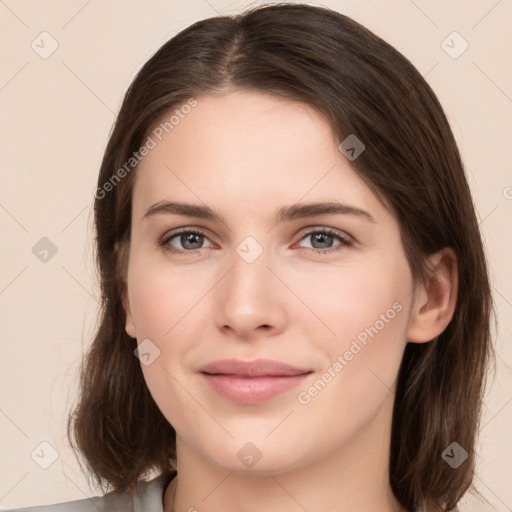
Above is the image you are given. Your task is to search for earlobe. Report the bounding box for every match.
[126,321,136,339]
[122,289,137,339]
[406,248,458,344]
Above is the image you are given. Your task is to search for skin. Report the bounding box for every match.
[123,89,458,512]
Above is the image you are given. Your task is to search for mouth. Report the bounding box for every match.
[198,358,313,404]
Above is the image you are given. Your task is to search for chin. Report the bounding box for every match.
[201,436,309,476]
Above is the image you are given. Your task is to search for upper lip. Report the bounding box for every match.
[199,358,312,377]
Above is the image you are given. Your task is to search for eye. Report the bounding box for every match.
[159,229,214,254]
[295,228,354,255]
[158,227,354,256]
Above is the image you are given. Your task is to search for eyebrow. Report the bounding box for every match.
[143,200,376,224]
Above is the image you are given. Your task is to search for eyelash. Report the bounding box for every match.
[158,227,354,256]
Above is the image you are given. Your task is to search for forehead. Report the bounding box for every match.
[131,90,386,221]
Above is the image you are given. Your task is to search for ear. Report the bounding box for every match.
[122,288,137,339]
[115,239,136,339]
[406,248,458,343]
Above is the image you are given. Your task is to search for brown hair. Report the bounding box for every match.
[67,3,496,511]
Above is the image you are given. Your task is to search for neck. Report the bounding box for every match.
[164,392,407,512]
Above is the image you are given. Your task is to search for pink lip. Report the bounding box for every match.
[199,358,312,405]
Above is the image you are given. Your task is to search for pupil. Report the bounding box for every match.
[314,233,332,248]
[184,233,202,249]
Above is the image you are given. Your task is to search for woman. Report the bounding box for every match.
[10,2,494,511]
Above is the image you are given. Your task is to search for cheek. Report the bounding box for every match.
[294,276,409,447]
[126,257,210,428]
[288,249,412,349]
[128,255,205,339]
[296,251,411,405]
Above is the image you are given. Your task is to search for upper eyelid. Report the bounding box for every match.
[163,227,215,243]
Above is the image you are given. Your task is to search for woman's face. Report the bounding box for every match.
[123,90,416,474]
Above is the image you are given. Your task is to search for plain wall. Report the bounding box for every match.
[0,0,511,509]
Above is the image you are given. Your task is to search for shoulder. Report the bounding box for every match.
[5,472,176,512]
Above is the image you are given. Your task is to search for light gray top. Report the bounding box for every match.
[5,473,175,512]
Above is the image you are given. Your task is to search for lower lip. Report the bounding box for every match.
[200,373,311,405]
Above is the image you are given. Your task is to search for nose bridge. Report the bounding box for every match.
[215,232,280,332]
[229,233,271,301]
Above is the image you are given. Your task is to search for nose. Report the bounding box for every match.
[214,243,286,340]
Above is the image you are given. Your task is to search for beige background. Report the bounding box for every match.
[0,0,511,509]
